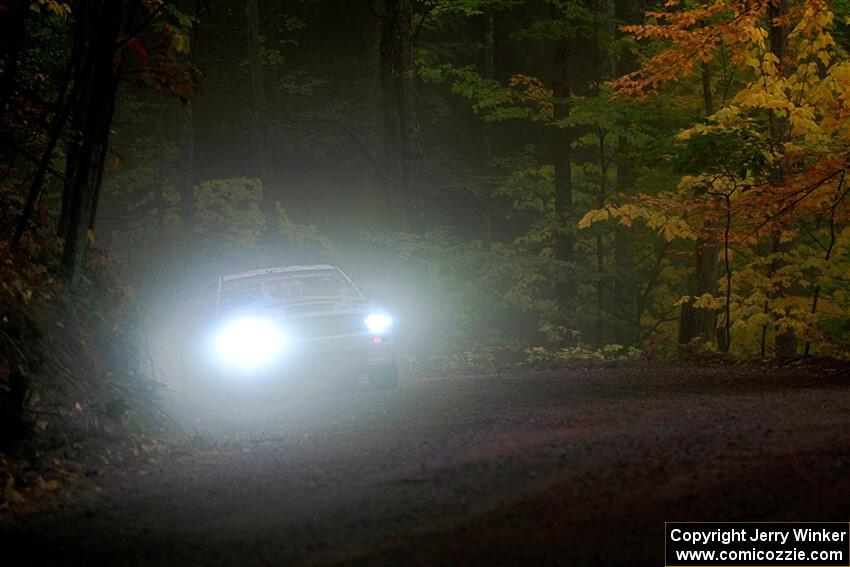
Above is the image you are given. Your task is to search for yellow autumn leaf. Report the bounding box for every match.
[577,208,610,229]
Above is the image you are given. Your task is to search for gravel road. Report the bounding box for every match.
[4,364,850,565]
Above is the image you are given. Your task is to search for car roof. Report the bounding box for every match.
[220,264,342,282]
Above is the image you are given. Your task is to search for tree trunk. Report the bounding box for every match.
[481,7,496,244]
[59,0,124,283]
[378,1,403,227]
[551,22,575,320]
[58,135,79,239]
[58,0,92,241]
[678,237,720,346]
[0,0,28,172]
[595,131,607,347]
[366,7,389,222]
[245,0,279,245]
[12,22,80,246]
[612,0,642,345]
[379,0,421,232]
[767,0,796,358]
[178,100,195,238]
[179,0,200,243]
[0,0,27,130]
[678,62,719,347]
[86,76,120,234]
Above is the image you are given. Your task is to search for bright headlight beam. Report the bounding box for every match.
[365,313,392,334]
[213,317,286,370]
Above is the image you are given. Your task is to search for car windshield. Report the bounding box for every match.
[219,270,357,309]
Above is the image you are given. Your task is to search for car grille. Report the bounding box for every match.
[291,314,365,339]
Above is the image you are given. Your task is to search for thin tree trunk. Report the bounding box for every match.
[86,74,120,234]
[178,100,195,238]
[366,6,389,222]
[179,0,200,242]
[804,215,836,355]
[481,7,495,244]
[551,15,575,321]
[58,136,79,239]
[716,192,733,352]
[595,130,606,347]
[12,25,80,246]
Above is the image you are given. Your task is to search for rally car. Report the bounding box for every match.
[202,264,398,390]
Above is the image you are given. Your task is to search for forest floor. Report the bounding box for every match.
[2,361,850,565]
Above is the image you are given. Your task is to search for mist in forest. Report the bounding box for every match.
[5,0,850,362]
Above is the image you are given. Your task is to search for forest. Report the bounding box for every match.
[4,0,850,423]
[5,1,850,563]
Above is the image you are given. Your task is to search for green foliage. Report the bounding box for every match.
[367,226,564,346]
[194,177,336,261]
[194,178,266,255]
[424,0,518,18]
[402,346,499,373]
[670,118,775,195]
[525,344,640,363]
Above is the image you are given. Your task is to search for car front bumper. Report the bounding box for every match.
[204,332,395,382]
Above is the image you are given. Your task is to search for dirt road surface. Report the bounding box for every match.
[3,364,850,565]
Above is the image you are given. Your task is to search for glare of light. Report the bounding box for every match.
[213,317,286,370]
[365,313,392,334]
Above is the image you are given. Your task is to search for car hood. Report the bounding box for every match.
[263,298,370,320]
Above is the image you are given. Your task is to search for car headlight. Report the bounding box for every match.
[213,317,286,370]
[365,313,392,334]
